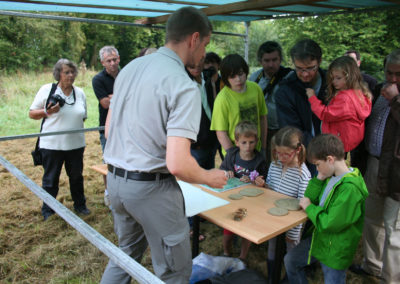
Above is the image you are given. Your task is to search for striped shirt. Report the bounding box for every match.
[267,161,311,240]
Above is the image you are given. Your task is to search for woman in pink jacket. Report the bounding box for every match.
[306,56,372,153]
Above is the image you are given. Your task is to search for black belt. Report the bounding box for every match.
[108,164,172,181]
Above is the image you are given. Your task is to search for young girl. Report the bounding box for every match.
[266,126,311,280]
[306,56,372,152]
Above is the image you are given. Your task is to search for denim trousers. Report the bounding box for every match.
[284,237,346,284]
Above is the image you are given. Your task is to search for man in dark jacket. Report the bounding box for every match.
[351,49,400,283]
[276,39,327,148]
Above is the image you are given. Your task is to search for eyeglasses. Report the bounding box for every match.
[62,70,76,75]
[274,149,296,159]
[295,65,318,74]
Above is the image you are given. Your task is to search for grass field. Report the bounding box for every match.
[0,71,380,283]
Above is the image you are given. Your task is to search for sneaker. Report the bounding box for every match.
[75,206,91,216]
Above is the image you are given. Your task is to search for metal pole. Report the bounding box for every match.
[244,21,250,63]
[0,155,164,284]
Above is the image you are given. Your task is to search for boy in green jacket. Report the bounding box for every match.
[284,134,368,284]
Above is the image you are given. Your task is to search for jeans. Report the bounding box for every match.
[284,237,346,284]
[99,132,107,152]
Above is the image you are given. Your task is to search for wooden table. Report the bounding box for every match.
[91,164,308,282]
[191,183,308,283]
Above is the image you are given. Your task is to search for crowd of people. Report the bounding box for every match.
[28,6,400,284]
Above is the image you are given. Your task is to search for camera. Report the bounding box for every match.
[47,94,65,109]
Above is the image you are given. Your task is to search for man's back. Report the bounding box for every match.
[104,47,201,172]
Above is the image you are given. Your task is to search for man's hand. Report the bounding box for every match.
[205,169,228,189]
[306,88,316,99]
[299,197,311,210]
[381,83,399,101]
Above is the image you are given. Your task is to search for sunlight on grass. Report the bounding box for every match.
[0,69,100,136]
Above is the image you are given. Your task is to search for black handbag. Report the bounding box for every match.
[31,83,58,166]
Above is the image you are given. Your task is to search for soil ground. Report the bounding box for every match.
[0,132,380,283]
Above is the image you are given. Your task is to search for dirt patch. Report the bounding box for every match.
[0,132,379,283]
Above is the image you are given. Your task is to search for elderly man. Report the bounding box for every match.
[249,41,291,163]
[351,49,400,283]
[92,46,120,206]
[100,7,227,284]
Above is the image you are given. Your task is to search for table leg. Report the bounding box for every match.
[272,233,286,283]
[192,215,200,258]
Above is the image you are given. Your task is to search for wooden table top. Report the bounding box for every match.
[195,184,308,244]
[90,164,308,245]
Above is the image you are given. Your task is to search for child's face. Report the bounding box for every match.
[235,135,257,155]
[228,70,247,92]
[331,70,347,91]
[312,157,335,178]
[274,146,298,166]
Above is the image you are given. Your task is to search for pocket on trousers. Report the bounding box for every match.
[396,207,400,230]
[162,231,191,272]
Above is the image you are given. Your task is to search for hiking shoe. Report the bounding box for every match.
[75,206,91,215]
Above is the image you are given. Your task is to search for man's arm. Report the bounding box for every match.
[99,94,113,109]
[166,136,227,188]
[105,108,111,139]
[216,131,234,152]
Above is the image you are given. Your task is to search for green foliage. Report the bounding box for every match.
[272,10,400,80]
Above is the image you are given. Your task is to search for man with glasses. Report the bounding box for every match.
[276,39,327,149]
[92,46,120,207]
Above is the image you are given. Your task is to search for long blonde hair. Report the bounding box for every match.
[326,56,372,104]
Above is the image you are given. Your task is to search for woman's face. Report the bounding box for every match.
[59,65,76,86]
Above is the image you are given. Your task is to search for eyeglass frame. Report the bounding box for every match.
[294,64,319,74]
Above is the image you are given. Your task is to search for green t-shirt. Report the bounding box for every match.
[210,81,268,155]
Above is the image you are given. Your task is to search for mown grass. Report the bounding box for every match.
[0,71,380,283]
[0,66,99,136]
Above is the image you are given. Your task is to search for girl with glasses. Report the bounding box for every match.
[265,126,311,281]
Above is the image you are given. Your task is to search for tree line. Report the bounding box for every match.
[0,10,399,80]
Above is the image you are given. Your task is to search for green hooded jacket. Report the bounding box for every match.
[304,167,368,270]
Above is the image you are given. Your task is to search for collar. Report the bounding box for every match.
[158,46,185,69]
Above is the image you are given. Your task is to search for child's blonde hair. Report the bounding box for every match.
[271,126,306,167]
[234,120,258,141]
[326,56,372,104]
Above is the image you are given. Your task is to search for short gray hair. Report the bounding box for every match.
[99,46,119,61]
[385,49,400,67]
[53,59,78,81]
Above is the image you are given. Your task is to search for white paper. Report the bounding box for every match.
[178,181,230,217]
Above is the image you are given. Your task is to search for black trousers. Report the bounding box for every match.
[41,147,86,215]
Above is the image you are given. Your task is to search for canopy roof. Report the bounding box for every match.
[0,0,398,24]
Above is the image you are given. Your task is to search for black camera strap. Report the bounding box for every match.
[34,83,58,152]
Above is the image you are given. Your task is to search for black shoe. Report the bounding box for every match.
[75,206,91,216]
[43,211,55,221]
[349,264,373,276]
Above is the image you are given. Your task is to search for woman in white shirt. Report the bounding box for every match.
[29,58,89,221]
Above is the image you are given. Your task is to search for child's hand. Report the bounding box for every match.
[299,197,311,210]
[305,88,315,98]
[254,175,265,187]
[223,170,234,179]
[240,175,250,183]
